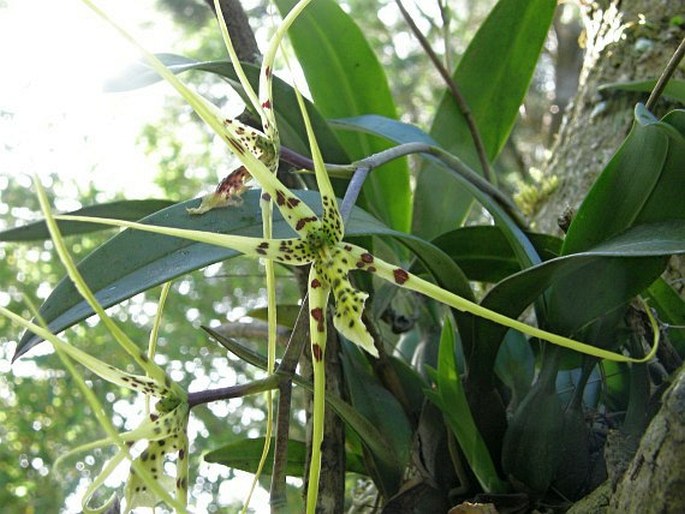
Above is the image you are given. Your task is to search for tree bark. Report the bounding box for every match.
[203,0,261,64]
[534,0,685,511]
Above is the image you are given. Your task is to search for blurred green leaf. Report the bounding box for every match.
[204,437,366,476]
[599,79,685,103]
[415,0,556,238]
[275,0,412,233]
[0,199,175,241]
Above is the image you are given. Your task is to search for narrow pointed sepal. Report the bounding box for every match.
[332,292,377,357]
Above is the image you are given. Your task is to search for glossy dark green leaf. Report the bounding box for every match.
[599,79,685,104]
[340,341,412,497]
[275,0,412,233]
[105,54,348,163]
[14,189,470,360]
[415,0,556,238]
[203,437,366,476]
[431,226,561,283]
[542,106,685,337]
[562,105,680,253]
[469,220,685,379]
[0,199,175,241]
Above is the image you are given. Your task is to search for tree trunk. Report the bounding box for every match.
[534,0,685,511]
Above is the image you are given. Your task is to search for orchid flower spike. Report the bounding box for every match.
[51,0,660,511]
[0,180,190,513]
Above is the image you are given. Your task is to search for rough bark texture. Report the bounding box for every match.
[534,0,685,235]
[609,365,685,513]
[534,0,685,511]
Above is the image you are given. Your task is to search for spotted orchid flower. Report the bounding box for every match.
[0,183,189,513]
[51,82,660,514]
[50,0,659,511]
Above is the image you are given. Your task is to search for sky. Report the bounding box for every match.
[0,0,178,200]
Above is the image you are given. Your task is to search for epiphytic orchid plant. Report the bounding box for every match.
[40,1,661,512]
[0,183,190,513]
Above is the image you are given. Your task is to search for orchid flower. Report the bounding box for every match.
[0,182,189,513]
[37,0,659,511]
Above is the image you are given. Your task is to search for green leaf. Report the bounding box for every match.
[13,190,467,360]
[431,226,561,283]
[599,79,685,104]
[340,341,412,497]
[562,105,678,253]
[203,437,366,476]
[415,0,556,238]
[494,330,534,410]
[0,199,175,241]
[275,0,412,233]
[469,220,685,380]
[539,105,685,342]
[105,54,349,163]
[646,278,685,355]
[426,319,507,493]
[332,115,542,271]
[246,305,301,330]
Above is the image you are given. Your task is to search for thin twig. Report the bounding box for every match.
[187,375,279,407]
[394,0,493,182]
[646,36,685,111]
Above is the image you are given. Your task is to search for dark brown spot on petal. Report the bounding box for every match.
[262,192,271,202]
[393,268,409,285]
[311,278,321,288]
[261,100,271,109]
[312,343,323,362]
[286,197,301,208]
[275,190,286,206]
[311,307,325,332]
[227,138,246,155]
[361,253,374,263]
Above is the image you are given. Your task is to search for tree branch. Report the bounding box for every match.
[203,0,260,64]
[394,0,493,182]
